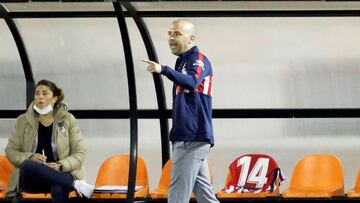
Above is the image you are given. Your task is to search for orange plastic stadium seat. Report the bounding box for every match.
[0,155,14,198]
[0,180,5,199]
[151,159,211,199]
[216,154,284,199]
[347,170,360,198]
[22,191,78,199]
[282,154,344,198]
[92,155,149,199]
[150,160,172,199]
[22,192,52,199]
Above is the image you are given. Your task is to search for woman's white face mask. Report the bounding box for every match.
[33,103,53,116]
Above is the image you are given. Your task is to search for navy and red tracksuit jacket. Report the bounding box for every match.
[161,46,214,146]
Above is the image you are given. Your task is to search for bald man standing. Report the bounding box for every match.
[143,19,219,203]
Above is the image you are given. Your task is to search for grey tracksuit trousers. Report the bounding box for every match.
[168,141,219,203]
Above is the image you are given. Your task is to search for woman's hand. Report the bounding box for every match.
[30,153,47,164]
[46,162,61,171]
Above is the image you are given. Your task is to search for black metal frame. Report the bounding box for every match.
[113,2,138,202]
[2,2,360,202]
[0,3,35,107]
[6,10,360,19]
[121,1,170,167]
[3,109,360,119]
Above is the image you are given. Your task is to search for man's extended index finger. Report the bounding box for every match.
[141,59,153,64]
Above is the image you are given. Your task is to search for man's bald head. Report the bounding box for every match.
[172,19,196,37]
[168,19,196,56]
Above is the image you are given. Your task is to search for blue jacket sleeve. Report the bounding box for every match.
[161,54,211,90]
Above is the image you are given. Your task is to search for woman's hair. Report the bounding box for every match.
[35,79,64,106]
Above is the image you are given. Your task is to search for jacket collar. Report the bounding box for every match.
[26,101,68,127]
[178,46,198,60]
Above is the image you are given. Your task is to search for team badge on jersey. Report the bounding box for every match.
[58,122,66,134]
[193,59,205,70]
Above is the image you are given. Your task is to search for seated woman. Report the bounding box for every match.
[6,79,94,203]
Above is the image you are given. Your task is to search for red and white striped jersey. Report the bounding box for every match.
[176,52,213,97]
[222,154,285,193]
[161,46,215,145]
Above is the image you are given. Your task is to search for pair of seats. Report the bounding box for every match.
[151,154,283,199]
[217,153,346,199]
[0,155,76,199]
[0,155,149,200]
